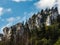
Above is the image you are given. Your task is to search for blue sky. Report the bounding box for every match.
[0,0,60,33]
[0,0,40,33]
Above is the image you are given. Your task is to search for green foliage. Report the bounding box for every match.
[54,37,60,45]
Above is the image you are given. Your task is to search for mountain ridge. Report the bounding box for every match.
[1,7,60,45]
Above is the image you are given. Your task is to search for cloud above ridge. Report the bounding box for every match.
[34,0,60,14]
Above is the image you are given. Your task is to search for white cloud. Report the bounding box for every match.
[16,16,21,20]
[7,17,15,22]
[0,7,4,16]
[12,0,32,2]
[34,0,60,14]
[0,7,12,16]
[34,0,56,9]
[12,0,26,2]
[6,8,12,12]
[6,16,21,22]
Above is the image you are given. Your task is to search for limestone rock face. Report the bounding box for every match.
[0,34,3,41]
[3,23,24,40]
[3,27,11,40]
[3,7,59,44]
[16,23,24,37]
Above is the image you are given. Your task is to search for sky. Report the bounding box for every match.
[0,0,60,33]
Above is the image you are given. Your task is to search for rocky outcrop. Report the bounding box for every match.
[3,7,59,45]
[0,34,3,41]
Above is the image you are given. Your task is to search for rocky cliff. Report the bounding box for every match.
[2,7,60,45]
